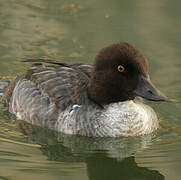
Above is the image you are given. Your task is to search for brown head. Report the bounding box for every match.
[88,42,166,105]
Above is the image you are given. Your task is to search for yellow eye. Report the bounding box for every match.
[117,65,125,72]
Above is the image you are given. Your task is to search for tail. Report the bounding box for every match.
[22,59,69,67]
[0,81,10,96]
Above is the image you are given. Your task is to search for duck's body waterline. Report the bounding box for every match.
[4,42,166,137]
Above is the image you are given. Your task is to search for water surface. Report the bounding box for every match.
[0,0,181,179]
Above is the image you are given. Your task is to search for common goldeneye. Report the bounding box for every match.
[3,42,166,137]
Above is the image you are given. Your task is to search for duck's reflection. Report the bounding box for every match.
[17,120,164,180]
[86,154,164,180]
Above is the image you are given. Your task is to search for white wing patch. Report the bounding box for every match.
[16,112,22,120]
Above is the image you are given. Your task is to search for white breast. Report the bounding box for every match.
[97,100,158,137]
[56,100,159,137]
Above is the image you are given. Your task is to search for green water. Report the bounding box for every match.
[0,0,181,179]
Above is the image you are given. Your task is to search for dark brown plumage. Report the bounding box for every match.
[88,42,148,104]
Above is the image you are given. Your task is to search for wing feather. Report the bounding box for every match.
[6,62,92,113]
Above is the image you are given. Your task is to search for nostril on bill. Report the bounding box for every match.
[148,90,153,95]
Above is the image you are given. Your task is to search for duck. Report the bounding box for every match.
[3,42,166,137]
